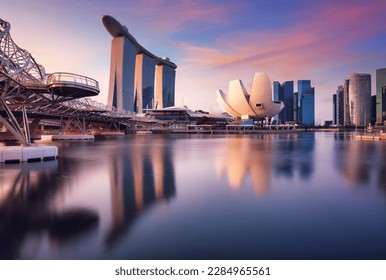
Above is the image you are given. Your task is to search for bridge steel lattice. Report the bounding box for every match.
[0,18,135,145]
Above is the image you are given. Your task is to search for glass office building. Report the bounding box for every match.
[376,68,386,125]
[344,73,371,126]
[273,81,294,124]
[298,80,315,126]
[333,85,344,126]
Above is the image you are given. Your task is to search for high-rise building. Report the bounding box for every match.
[273,81,280,124]
[343,78,350,126]
[344,73,371,126]
[333,94,337,125]
[102,15,177,113]
[107,36,137,112]
[293,92,299,123]
[298,80,315,126]
[134,53,155,112]
[332,85,344,126]
[376,68,386,125]
[273,81,294,123]
[155,63,176,109]
[372,95,377,125]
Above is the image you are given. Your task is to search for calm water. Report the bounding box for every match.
[1,132,386,260]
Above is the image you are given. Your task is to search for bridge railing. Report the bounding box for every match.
[46,72,99,91]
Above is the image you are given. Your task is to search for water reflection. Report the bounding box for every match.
[334,133,386,189]
[106,137,176,246]
[0,159,99,259]
[216,136,273,195]
[0,137,176,258]
[2,133,386,260]
[272,133,314,179]
[216,133,315,195]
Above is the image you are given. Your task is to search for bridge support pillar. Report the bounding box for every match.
[0,100,31,145]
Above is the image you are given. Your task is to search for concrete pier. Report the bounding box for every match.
[356,132,386,141]
[0,145,58,163]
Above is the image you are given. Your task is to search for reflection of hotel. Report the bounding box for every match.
[107,137,176,245]
[216,137,273,195]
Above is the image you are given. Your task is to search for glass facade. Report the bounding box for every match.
[293,92,298,123]
[155,65,176,108]
[273,81,280,124]
[108,37,137,112]
[345,73,371,126]
[376,68,386,124]
[333,94,337,125]
[106,29,177,113]
[333,85,344,126]
[135,53,155,112]
[273,81,294,124]
[298,80,315,126]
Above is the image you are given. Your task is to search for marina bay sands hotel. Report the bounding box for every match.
[102,15,177,113]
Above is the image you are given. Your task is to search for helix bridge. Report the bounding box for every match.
[0,17,135,146]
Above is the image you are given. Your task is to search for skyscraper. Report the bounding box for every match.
[107,36,137,112]
[376,68,386,125]
[273,81,294,123]
[344,73,371,126]
[273,81,280,124]
[343,78,350,126]
[333,94,337,125]
[134,53,155,112]
[155,63,176,109]
[298,80,315,126]
[293,92,299,123]
[102,15,177,113]
[333,85,344,126]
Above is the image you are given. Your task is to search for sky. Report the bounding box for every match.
[2,0,386,122]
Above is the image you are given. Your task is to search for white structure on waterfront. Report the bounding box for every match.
[216,72,284,120]
[102,15,177,113]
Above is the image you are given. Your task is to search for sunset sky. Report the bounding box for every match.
[2,0,386,122]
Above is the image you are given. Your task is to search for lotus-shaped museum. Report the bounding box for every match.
[216,72,284,119]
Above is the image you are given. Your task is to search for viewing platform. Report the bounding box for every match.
[46,72,100,98]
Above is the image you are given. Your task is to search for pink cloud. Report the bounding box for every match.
[178,1,386,80]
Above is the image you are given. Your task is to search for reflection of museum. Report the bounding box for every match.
[216,134,315,195]
[216,136,273,195]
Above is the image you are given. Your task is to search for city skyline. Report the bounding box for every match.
[2,0,386,122]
